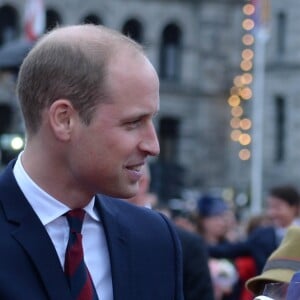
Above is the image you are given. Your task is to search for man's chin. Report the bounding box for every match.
[104,184,139,199]
[124,186,139,199]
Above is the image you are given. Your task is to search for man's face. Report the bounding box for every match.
[69,51,160,199]
[266,196,298,228]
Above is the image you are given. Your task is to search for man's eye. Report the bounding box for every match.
[126,119,142,129]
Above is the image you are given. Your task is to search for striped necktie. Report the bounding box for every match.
[64,209,99,300]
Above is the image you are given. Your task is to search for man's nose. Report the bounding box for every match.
[140,124,160,156]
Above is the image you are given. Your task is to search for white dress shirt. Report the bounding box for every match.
[13,153,113,299]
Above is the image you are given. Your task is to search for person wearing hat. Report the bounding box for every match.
[195,195,245,300]
[196,195,230,245]
[246,226,300,298]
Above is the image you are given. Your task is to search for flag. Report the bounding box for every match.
[24,0,45,41]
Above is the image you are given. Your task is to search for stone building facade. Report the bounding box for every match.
[0,0,297,209]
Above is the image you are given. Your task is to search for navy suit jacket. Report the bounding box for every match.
[209,226,278,274]
[0,161,183,300]
[176,227,214,300]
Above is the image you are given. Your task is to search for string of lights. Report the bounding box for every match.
[228,0,256,161]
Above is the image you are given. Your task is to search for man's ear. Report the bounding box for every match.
[48,99,75,141]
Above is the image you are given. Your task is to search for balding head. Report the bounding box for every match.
[17,24,144,136]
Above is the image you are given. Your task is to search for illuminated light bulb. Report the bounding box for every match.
[231,129,242,142]
[240,118,252,130]
[241,73,253,85]
[239,87,252,100]
[242,49,254,60]
[228,95,241,107]
[242,18,255,31]
[243,4,255,16]
[239,149,251,160]
[11,136,24,150]
[239,133,251,145]
[231,106,243,117]
[242,34,254,46]
[240,60,253,71]
[234,76,243,87]
[222,188,235,202]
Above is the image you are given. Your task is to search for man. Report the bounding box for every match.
[127,165,214,300]
[0,24,183,299]
[265,185,300,240]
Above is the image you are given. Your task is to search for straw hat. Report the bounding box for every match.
[246,226,300,295]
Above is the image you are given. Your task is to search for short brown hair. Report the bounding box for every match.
[269,185,300,207]
[17,24,143,135]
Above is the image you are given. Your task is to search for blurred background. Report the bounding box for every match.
[0,0,295,220]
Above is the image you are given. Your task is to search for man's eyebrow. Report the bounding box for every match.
[130,110,158,119]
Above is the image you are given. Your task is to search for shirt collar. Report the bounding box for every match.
[13,152,100,225]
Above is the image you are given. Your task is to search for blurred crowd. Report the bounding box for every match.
[127,163,300,300]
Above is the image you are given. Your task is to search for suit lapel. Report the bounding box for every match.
[0,162,72,300]
[12,214,72,300]
[96,195,134,300]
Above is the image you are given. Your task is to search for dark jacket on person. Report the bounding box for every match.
[209,225,279,274]
[0,160,184,300]
[176,227,214,300]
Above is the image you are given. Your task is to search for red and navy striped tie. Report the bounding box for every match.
[64,209,99,300]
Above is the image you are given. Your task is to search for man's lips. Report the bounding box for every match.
[126,164,143,172]
[125,163,145,181]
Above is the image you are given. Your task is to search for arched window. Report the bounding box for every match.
[149,116,184,201]
[275,96,285,162]
[277,12,286,56]
[0,5,18,46]
[0,104,12,134]
[122,19,143,43]
[159,23,182,81]
[46,9,61,32]
[82,14,102,25]
[159,116,180,162]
